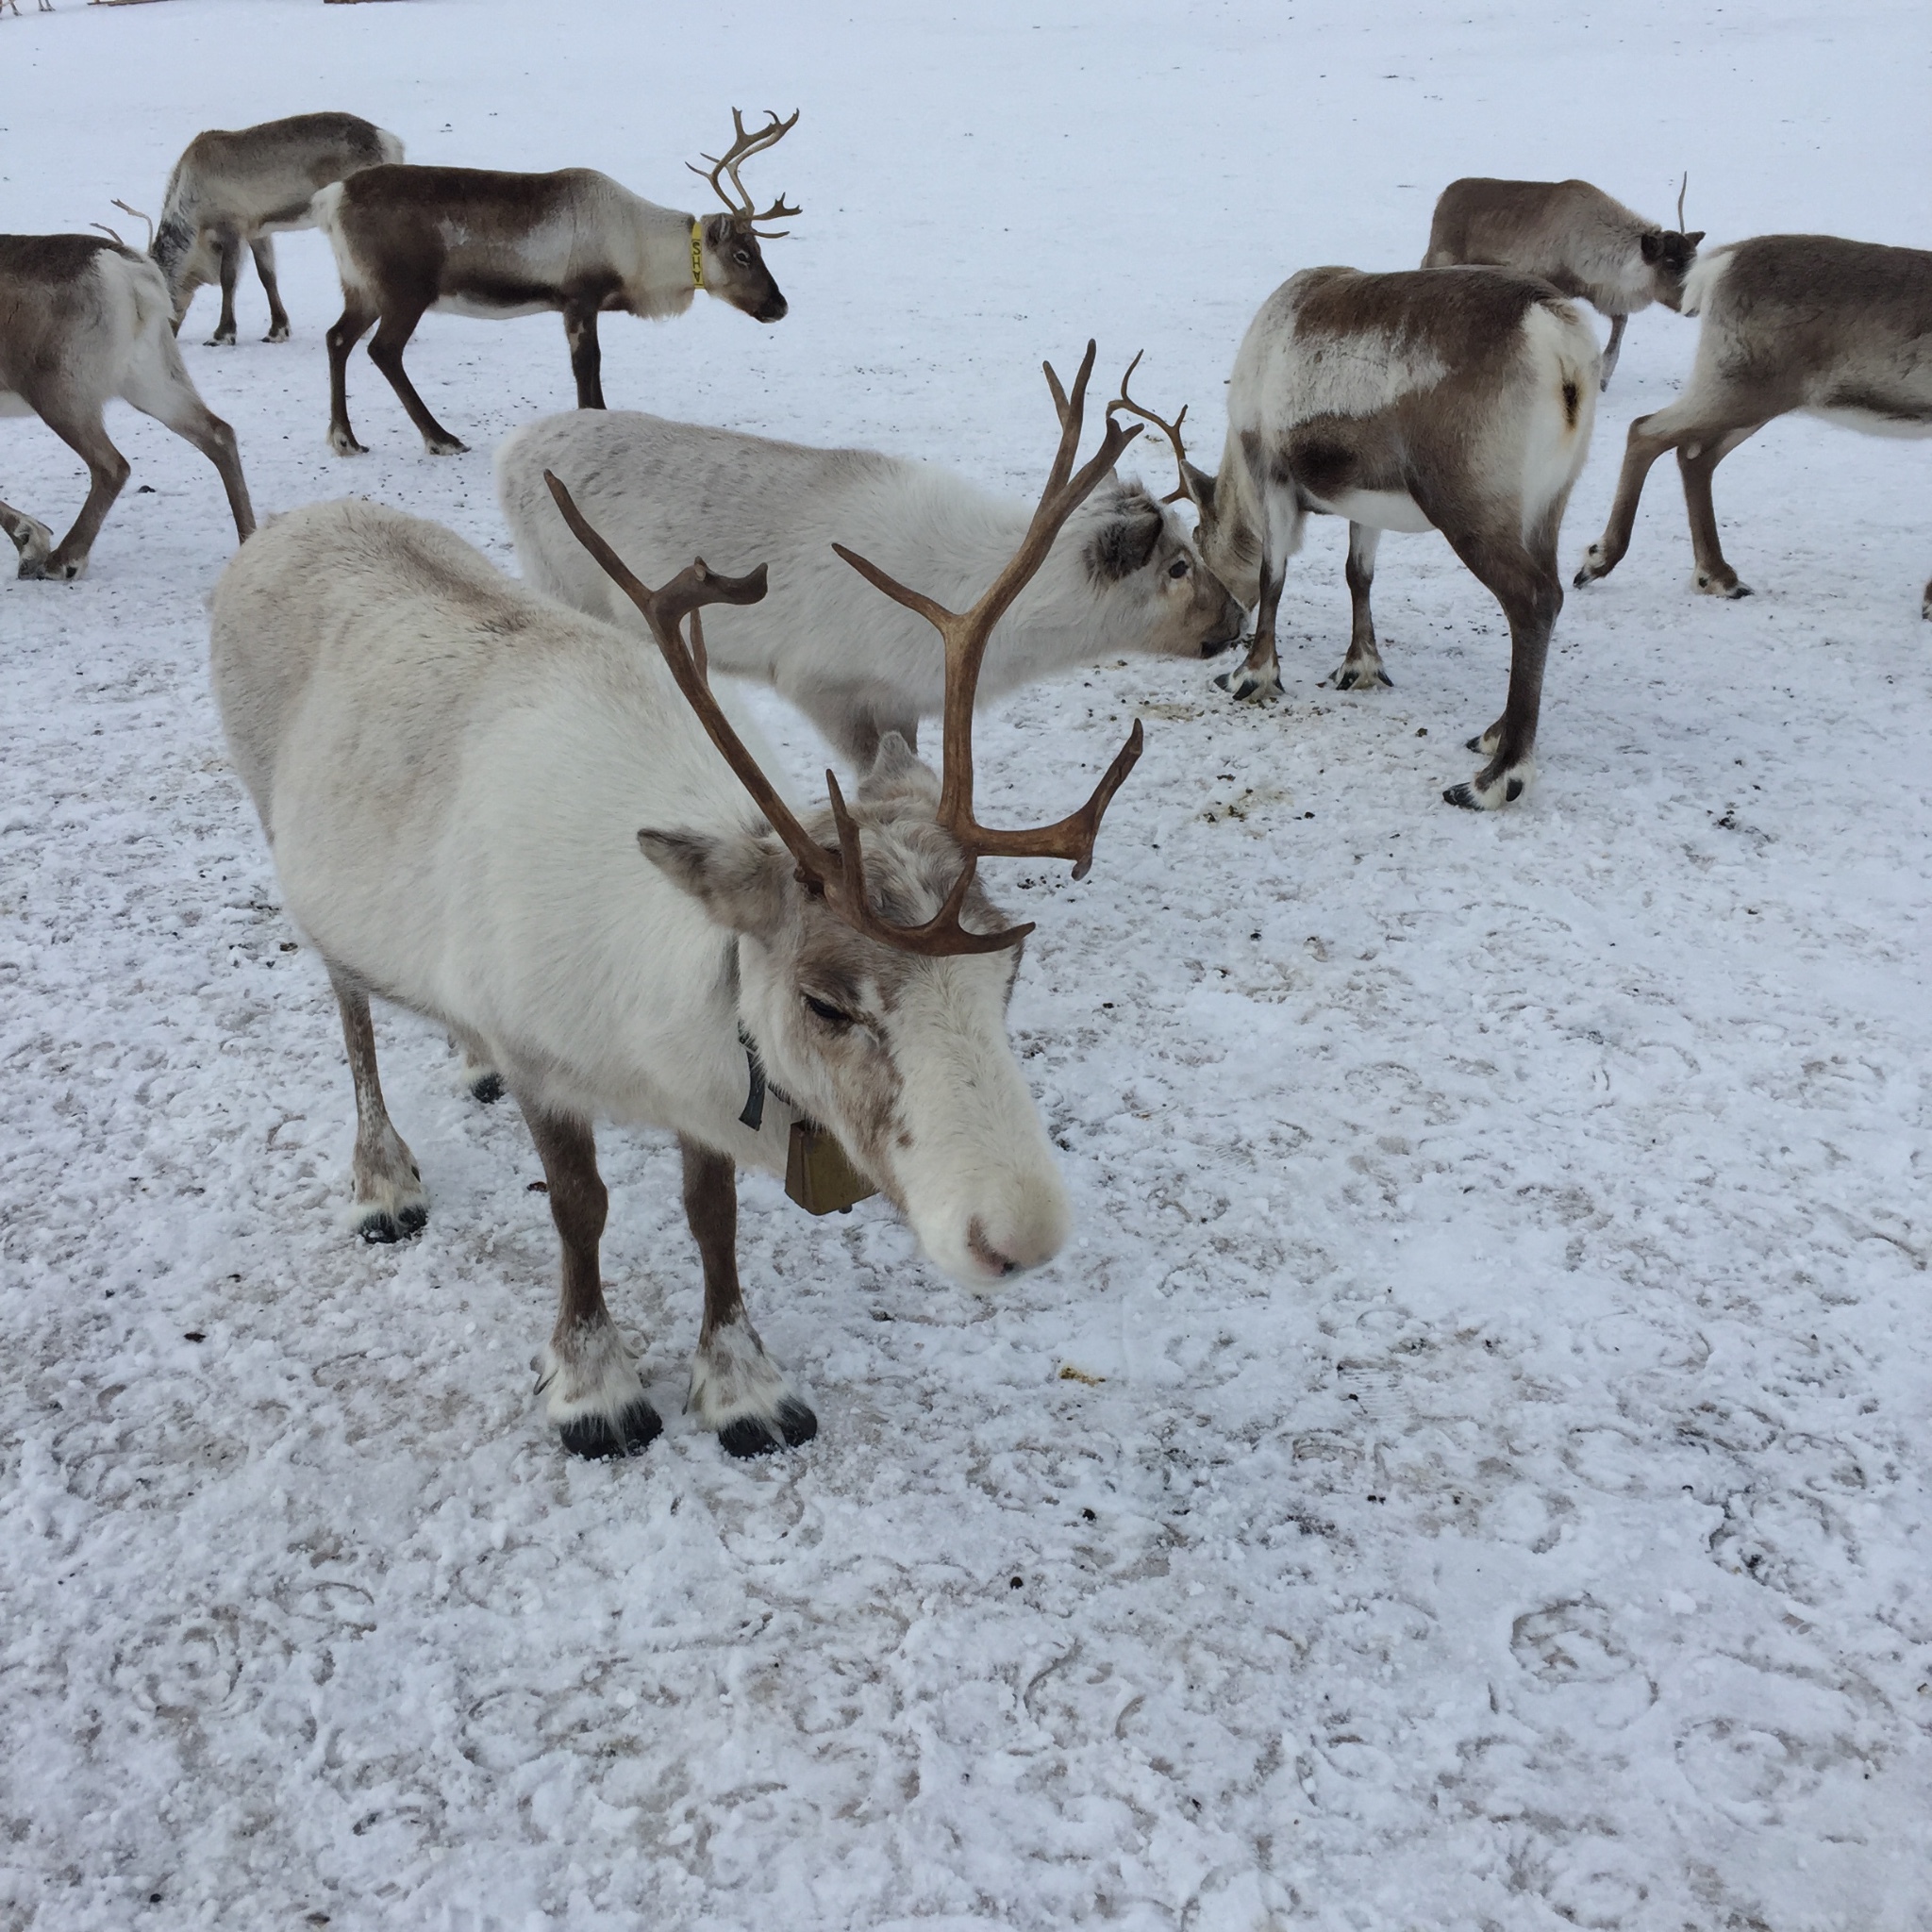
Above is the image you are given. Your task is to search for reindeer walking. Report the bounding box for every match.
[1123,267,1599,808]
[151,112,404,344]
[314,108,800,457]
[208,344,1142,1459]
[1574,234,1932,612]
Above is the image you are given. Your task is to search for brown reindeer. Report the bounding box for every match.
[2,234,254,580]
[315,108,800,457]
[1122,268,1599,808]
[1574,235,1932,612]
[1424,176,1702,388]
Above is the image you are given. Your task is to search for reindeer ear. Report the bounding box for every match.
[1684,231,1706,248]
[1088,500,1162,582]
[639,826,791,934]
[858,731,940,806]
[1640,231,1664,263]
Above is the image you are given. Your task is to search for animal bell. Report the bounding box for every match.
[785,1120,875,1216]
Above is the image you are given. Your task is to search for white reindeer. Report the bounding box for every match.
[1122,267,1599,808]
[313,108,799,457]
[151,111,404,346]
[1424,176,1703,388]
[2,233,254,580]
[1574,233,1932,612]
[208,346,1144,1459]
[496,404,1245,763]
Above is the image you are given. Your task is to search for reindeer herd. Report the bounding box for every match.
[5,104,1931,1461]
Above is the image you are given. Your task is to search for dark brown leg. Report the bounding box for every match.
[1334,522,1391,690]
[326,964,429,1241]
[681,1136,816,1457]
[208,232,241,346]
[1572,408,1681,585]
[1218,551,1290,702]
[0,499,53,576]
[1677,422,1765,598]
[17,397,130,581]
[325,298,377,455]
[524,1103,660,1458]
[1599,313,1627,390]
[1440,520,1563,810]
[563,300,605,409]
[366,302,468,455]
[251,237,291,342]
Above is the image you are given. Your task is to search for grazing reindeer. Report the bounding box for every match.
[1121,268,1598,808]
[152,112,404,345]
[208,343,1143,1460]
[1424,176,1702,389]
[2,234,254,580]
[1574,235,1932,613]
[496,405,1244,764]
[314,108,800,457]
[3,2,58,18]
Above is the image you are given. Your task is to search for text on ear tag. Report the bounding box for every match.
[785,1121,876,1215]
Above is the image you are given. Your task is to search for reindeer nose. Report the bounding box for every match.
[967,1218,1019,1277]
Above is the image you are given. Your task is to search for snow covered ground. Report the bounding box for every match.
[4,0,1930,1925]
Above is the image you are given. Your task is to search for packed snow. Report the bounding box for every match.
[3,1,1929,1926]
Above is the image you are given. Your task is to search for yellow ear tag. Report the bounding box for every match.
[785,1121,876,1215]
[690,219,705,290]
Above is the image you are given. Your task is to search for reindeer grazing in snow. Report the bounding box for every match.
[1423,177,1702,390]
[151,112,405,345]
[1574,235,1932,614]
[313,108,800,458]
[2,234,254,579]
[496,404,1244,765]
[208,344,1143,1460]
[1120,267,1599,808]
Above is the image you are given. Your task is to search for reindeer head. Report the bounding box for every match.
[1067,475,1246,659]
[689,108,800,325]
[542,344,1146,1284]
[1642,175,1706,313]
[1112,354,1265,608]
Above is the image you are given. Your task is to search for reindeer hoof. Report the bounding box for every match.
[425,435,469,458]
[1333,663,1393,691]
[264,326,291,344]
[22,552,86,583]
[559,1398,662,1460]
[7,521,54,575]
[1443,769,1530,811]
[719,1399,818,1459]
[205,332,237,348]
[1215,666,1281,703]
[327,427,368,458]
[356,1200,427,1243]
[1573,542,1609,589]
[1694,572,1752,600]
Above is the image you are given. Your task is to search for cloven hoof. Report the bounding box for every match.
[357,1202,427,1243]
[719,1399,819,1459]
[560,1398,663,1460]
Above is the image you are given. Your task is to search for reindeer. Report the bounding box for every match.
[1574,234,1932,614]
[151,112,405,346]
[208,344,1143,1460]
[496,405,1244,765]
[313,108,799,458]
[1119,268,1599,808]
[2,234,254,580]
[1423,176,1702,389]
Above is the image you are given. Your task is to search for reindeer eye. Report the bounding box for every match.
[1168,558,1191,579]
[733,248,752,266]
[803,994,856,1028]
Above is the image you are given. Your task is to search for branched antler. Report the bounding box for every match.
[690,108,802,236]
[1111,349,1196,508]
[833,341,1147,888]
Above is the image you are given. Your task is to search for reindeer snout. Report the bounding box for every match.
[756,294,789,324]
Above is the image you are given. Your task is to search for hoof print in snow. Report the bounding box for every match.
[719,1399,818,1459]
[357,1202,427,1243]
[560,1398,662,1460]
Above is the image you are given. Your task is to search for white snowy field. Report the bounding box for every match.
[4,0,1931,1925]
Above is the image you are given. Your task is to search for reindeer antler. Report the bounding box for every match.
[541,472,1030,956]
[690,108,802,237]
[833,341,1147,891]
[1675,171,1689,234]
[1110,350,1196,508]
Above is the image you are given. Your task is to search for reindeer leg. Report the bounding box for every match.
[118,318,255,544]
[207,231,242,346]
[365,301,468,456]
[325,298,377,455]
[1218,492,1303,702]
[1599,314,1627,391]
[523,1103,660,1458]
[327,965,429,1241]
[0,499,54,576]
[449,1028,505,1104]
[562,299,605,409]
[681,1137,816,1457]
[15,393,130,581]
[1333,522,1392,690]
[1441,522,1562,810]
[1677,422,1765,599]
[1573,408,1682,586]
[251,237,291,342]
